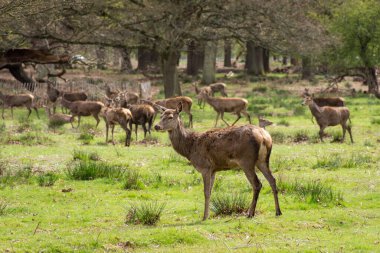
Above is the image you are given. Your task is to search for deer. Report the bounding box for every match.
[0,91,40,119]
[154,96,193,128]
[198,91,251,127]
[102,107,133,146]
[121,103,155,141]
[46,82,61,113]
[117,91,140,105]
[61,97,104,128]
[154,103,282,220]
[43,104,72,125]
[105,84,120,99]
[209,82,228,97]
[258,116,273,129]
[192,83,212,109]
[302,96,353,143]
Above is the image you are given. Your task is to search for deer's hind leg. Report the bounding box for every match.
[257,161,282,216]
[241,161,262,218]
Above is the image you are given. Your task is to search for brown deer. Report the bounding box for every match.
[46,82,61,113]
[102,107,133,146]
[209,82,228,97]
[105,84,120,99]
[154,96,193,127]
[192,83,212,109]
[258,116,273,129]
[302,96,353,143]
[154,103,282,220]
[199,91,251,127]
[122,103,155,141]
[43,105,72,125]
[0,91,39,119]
[61,98,104,128]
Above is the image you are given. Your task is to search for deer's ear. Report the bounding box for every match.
[176,102,183,113]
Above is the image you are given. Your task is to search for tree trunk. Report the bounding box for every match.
[282,56,288,65]
[245,41,264,76]
[364,67,379,94]
[96,46,107,70]
[202,41,218,84]
[290,57,299,66]
[161,49,181,98]
[224,40,232,67]
[137,47,151,71]
[186,41,204,76]
[263,48,270,73]
[301,57,314,80]
[120,47,133,73]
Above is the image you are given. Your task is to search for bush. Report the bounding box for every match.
[211,193,249,216]
[270,131,287,144]
[278,178,343,205]
[66,161,126,180]
[37,172,58,187]
[73,149,100,162]
[293,130,310,142]
[125,201,166,225]
[0,200,8,216]
[277,119,290,126]
[122,170,144,190]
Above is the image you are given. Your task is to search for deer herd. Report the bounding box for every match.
[0,82,355,220]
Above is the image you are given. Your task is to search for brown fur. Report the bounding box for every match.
[0,91,39,119]
[118,91,139,105]
[105,85,119,99]
[192,83,212,109]
[258,116,273,129]
[209,82,228,97]
[154,103,282,220]
[303,96,353,143]
[199,92,251,127]
[155,96,193,127]
[123,104,155,141]
[61,98,104,128]
[44,106,72,125]
[62,92,88,102]
[102,107,132,146]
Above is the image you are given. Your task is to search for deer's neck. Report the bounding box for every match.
[309,102,322,116]
[168,123,196,160]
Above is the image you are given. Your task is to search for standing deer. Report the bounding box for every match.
[0,91,40,119]
[199,91,251,127]
[154,103,281,220]
[154,96,193,127]
[61,98,104,128]
[102,107,133,146]
[302,96,353,143]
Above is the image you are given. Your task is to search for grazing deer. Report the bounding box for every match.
[102,107,132,146]
[0,91,39,119]
[199,91,251,127]
[43,105,72,125]
[302,96,353,143]
[61,98,104,128]
[122,103,155,141]
[154,103,282,220]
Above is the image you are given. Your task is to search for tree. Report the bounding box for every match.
[202,41,218,84]
[326,0,380,95]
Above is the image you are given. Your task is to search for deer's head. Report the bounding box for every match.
[154,103,182,131]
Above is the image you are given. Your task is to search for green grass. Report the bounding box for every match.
[211,193,249,216]
[126,201,166,225]
[0,78,379,252]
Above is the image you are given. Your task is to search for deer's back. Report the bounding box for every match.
[317,106,350,126]
[190,125,271,169]
[314,97,345,107]
[5,94,33,106]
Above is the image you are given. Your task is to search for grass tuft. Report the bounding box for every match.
[293,130,310,142]
[122,170,145,190]
[211,193,249,216]
[278,178,343,205]
[126,201,166,225]
[66,161,126,180]
[270,131,287,144]
[73,149,100,162]
[37,172,59,187]
[0,199,9,216]
[313,153,373,170]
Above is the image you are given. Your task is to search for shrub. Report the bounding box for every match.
[278,178,343,205]
[37,172,59,187]
[126,201,166,225]
[293,130,309,142]
[370,118,380,125]
[211,193,249,216]
[73,149,100,162]
[277,119,290,126]
[0,200,8,216]
[270,131,287,144]
[66,161,126,180]
[122,170,144,190]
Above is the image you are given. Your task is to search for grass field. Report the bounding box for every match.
[0,79,380,252]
